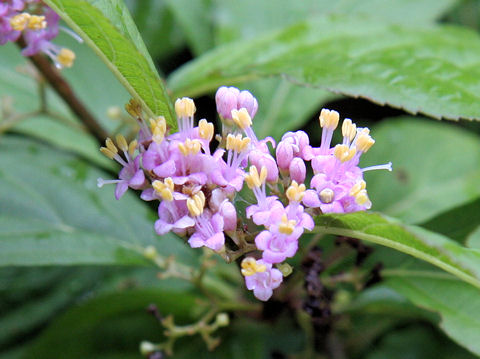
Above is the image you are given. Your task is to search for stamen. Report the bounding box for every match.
[286,181,306,202]
[10,13,30,31]
[241,257,266,276]
[125,99,142,118]
[278,214,297,235]
[178,139,201,156]
[198,119,214,141]
[319,188,334,204]
[150,116,167,143]
[115,134,128,152]
[175,97,196,118]
[128,140,138,157]
[245,166,267,189]
[152,178,175,201]
[56,48,75,68]
[231,108,252,130]
[356,133,375,153]
[187,191,206,217]
[334,144,356,162]
[350,180,366,197]
[342,118,356,143]
[27,15,47,30]
[319,108,339,130]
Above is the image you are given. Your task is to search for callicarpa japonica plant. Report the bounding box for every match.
[1,1,480,358]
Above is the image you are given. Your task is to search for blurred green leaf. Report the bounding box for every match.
[125,0,185,60]
[364,118,480,223]
[23,288,201,359]
[315,212,480,288]
[467,226,480,249]
[0,136,191,266]
[386,275,480,356]
[169,17,480,121]
[44,0,175,127]
[165,0,213,56]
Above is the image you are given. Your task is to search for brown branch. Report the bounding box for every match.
[17,38,109,143]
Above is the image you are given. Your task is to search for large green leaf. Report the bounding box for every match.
[168,16,480,121]
[43,0,175,127]
[315,212,480,289]
[0,136,191,266]
[386,275,480,356]
[363,118,480,223]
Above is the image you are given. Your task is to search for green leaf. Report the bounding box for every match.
[43,0,176,127]
[363,118,480,223]
[168,17,480,121]
[315,212,480,289]
[386,275,480,356]
[0,136,191,266]
[23,288,201,358]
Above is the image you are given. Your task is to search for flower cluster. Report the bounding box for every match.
[1,0,79,68]
[98,87,391,301]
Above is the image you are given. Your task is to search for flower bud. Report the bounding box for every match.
[249,151,279,183]
[289,157,306,183]
[209,188,227,211]
[219,200,237,232]
[238,90,258,118]
[276,140,294,170]
[215,86,239,119]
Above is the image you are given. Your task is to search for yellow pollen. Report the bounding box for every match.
[244,166,267,189]
[57,48,75,68]
[319,108,339,130]
[152,178,175,201]
[100,147,116,160]
[334,144,356,163]
[150,116,167,143]
[178,139,201,156]
[241,257,266,276]
[175,97,196,118]
[125,99,142,118]
[187,191,205,217]
[319,188,334,204]
[231,108,252,130]
[198,119,214,141]
[105,137,118,154]
[27,15,47,30]
[115,134,128,152]
[350,180,366,197]
[356,133,375,153]
[10,13,30,31]
[278,214,297,235]
[128,139,137,157]
[342,118,357,142]
[226,134,250,153]
[286,181,306,202]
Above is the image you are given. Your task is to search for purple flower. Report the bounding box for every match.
[155,200,195,237]
[188,211,225,251]
[242,258,283,301]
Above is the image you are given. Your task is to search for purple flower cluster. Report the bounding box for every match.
[99,87,391,301]
[1,0,78,68]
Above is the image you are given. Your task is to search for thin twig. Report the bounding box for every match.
[17,39,109,143]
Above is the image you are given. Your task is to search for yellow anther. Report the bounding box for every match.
[231,108,252,130]
[241,257,266,277]
[10,13,30,31]
[319,108,339,130]
[100,147,116,160]
[198,119,214,141]
[245,166,267,189]
[187,191,205,217]
[115,134,128,152]
[226,134,250,153]
[175,97,196,118]
[125,99,142,117]
[350,180,366,197]
[342,118,357,142]
[286,181,306,202]
[152,178,175,201]
[356,133,375,153]
[355,189,372,208]
[57,48,75,68]
[128,139,137,157]
[105,137,118,154]
[334,144,356,163]
[27,15,47,30]
[278,214,297,235]
[150,116,167,143]
[178,139,201,156]
[319,188,334,204]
